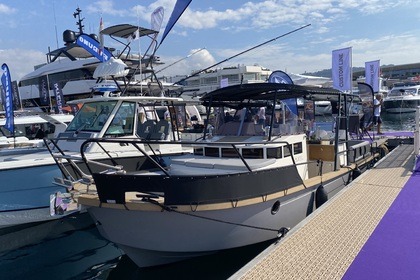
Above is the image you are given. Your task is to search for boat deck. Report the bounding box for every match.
[231,144,420,279]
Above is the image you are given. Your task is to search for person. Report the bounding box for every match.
[224,111,234,123]
[371,93,383,134]
[164,109,171,121]
[98,106,109,126]
[257,107,266,125]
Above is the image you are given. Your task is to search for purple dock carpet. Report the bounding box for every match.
[343,156,420,279]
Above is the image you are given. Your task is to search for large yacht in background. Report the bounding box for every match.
[383,82,420,113]
[17,8,169,111]
[18,8,105,109]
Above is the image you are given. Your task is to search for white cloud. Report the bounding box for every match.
[0,49,45,81]
[0,4,16,14]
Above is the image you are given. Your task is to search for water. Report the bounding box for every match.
[381,111,417,132]
[0,212,272,280]
[0,112,414,280]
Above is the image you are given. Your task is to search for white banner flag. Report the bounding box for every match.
[220,78,228,88]
[365,60,380,93]
[332,47,352,91]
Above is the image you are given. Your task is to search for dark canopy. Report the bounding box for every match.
[101,24,158,39]
[200,83,360,104]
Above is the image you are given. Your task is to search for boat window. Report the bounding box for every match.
[389,88,418,97]
[293,142,303,154]
[267,147,282,159]
[105,102,136,136]
[204,147,219,157]
[284,145,292,157]
[19,69,93,87]
[221,147,240,158]
[242,148,264,159]
[194,148,204,155]
[66,101,117,132]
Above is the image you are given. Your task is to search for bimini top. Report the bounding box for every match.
[101,24,158,39]
[200,83,360,104]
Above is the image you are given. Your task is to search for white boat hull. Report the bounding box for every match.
[87,173,349,267]
[384,96,420,113]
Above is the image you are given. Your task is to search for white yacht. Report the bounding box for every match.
[17,8,166,111]
[383,82,420,113]
[0,113,73,151]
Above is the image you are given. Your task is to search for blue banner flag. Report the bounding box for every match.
[1,63,14,133]
[268,70,298,115]
[38,75,50,106]
[159,0,192,45]
[11,80,21,110]
[52,81,65,114]
[77,34,112,62]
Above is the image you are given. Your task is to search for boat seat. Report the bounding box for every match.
[216,122,265,136]
[172,156,276,170]
[241,123,264,136]
[136,120,156,139]
[216,122,241,135]
[149,120,170,140]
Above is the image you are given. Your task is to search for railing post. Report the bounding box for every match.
[415,106,420,156]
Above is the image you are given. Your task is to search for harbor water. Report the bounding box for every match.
[0,112,415,280]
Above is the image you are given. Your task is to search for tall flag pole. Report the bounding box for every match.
[365,60,380,93]
[1,63,15,135]
[99,16,104,58]
[332,47,352,91]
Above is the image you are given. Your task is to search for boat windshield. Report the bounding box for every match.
[66,101,118,132]
[388,88,418,97]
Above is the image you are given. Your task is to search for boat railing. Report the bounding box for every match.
[44,137,125,189]
[77,138,299,176]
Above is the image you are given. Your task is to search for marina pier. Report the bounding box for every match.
[231,140,420,279]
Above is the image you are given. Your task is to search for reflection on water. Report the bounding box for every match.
[0,211,272,280]
[0,213,122,280]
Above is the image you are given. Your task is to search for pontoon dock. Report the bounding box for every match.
[230,143,420,279]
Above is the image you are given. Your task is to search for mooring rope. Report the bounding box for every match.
[143,197,289,239]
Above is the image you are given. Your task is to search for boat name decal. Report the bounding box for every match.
[77,34,111,62]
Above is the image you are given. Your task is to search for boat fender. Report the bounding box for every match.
[379,144,389,159]
[315,184,328,208]
[277,227,289,239]
[352,166,362,180]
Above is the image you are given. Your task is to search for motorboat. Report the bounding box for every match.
[0,91,203,229]
[76,83,379,267]
[0,113,73,151]
[0,6,190,229]
[383,82,420,113]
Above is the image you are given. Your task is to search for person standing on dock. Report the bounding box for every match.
[372,93,384,134]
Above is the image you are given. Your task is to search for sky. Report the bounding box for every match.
[0,0,420,82]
